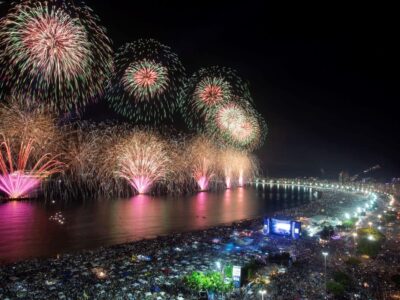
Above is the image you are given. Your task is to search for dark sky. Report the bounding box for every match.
[1,1,398,179]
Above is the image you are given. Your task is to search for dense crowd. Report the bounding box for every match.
[0,189,398,299]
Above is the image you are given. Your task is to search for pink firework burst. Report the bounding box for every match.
[195,175,210,191]
[238,171,244,187]
[0,172,40,199]
[0,137,65,199]
[193,158,214,191]
[125,175,154,195]
[188,137,218,192]
[225,176,232,189]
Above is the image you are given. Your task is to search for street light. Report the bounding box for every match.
[322,252,328,299]
[352,232,358,245]
[259,290,266,300]
[215,261,221,270]
[368,222,372,229]
[215,261,225,280]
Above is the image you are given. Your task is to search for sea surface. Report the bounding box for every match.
[0,185,315,263]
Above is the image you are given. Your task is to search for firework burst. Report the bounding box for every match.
[0,0,113,113]
[113,131,170,194]
[107,39,186,124]
[235,151,257,187]
[122,59,169,101]
[186,135,219,191]
[194,77,231,106]
[219,149,238,189]
[180,66,251,130]
[219,149,256,188]
[208,102,267,151]
[0,136,65,199]
[0,103,69,166]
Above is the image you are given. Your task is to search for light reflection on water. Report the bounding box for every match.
[0,186,312,263]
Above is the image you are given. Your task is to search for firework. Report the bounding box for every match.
[208,102,267,151]
[235,152,257,187]
[180,66,252,130]
[0,103,64,156]
[113,131,170,194]
[53,122,100,199]
[219,149,238,189]
[107,39,186,124]
[219,149,256,188]
[186,135,219,191]
[0,136,64,199]
[0,0,113,113]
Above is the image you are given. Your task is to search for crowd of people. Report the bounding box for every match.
[0,188,398,299]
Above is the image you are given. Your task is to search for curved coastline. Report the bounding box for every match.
[0,182,388,299]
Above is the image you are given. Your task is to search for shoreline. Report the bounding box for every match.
[0,188,357,267]
[0,185,311,265]
[1,216,264,266]
[1,189,394,299]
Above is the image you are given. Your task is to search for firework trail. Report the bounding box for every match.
[107,39,186,124]
[0,0,113,113]
[0,136,64,199]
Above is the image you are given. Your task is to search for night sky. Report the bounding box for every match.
[1,1,398,180]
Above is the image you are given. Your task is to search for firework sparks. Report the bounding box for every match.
[180,66,252,131]
[194,77,231,106]
[16,4,89,82]
[219,149,237,189]
[0,172,40,199]
[122,59,169,101]
[219,149,256,188]
[0,0,113,113]
[114,131,170,194]
[107,39,185,124]
[0,137,64,199]
[186,136,218,191]
[208,102,266,151]
[0,103,64,156]
[236,152,256,187]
